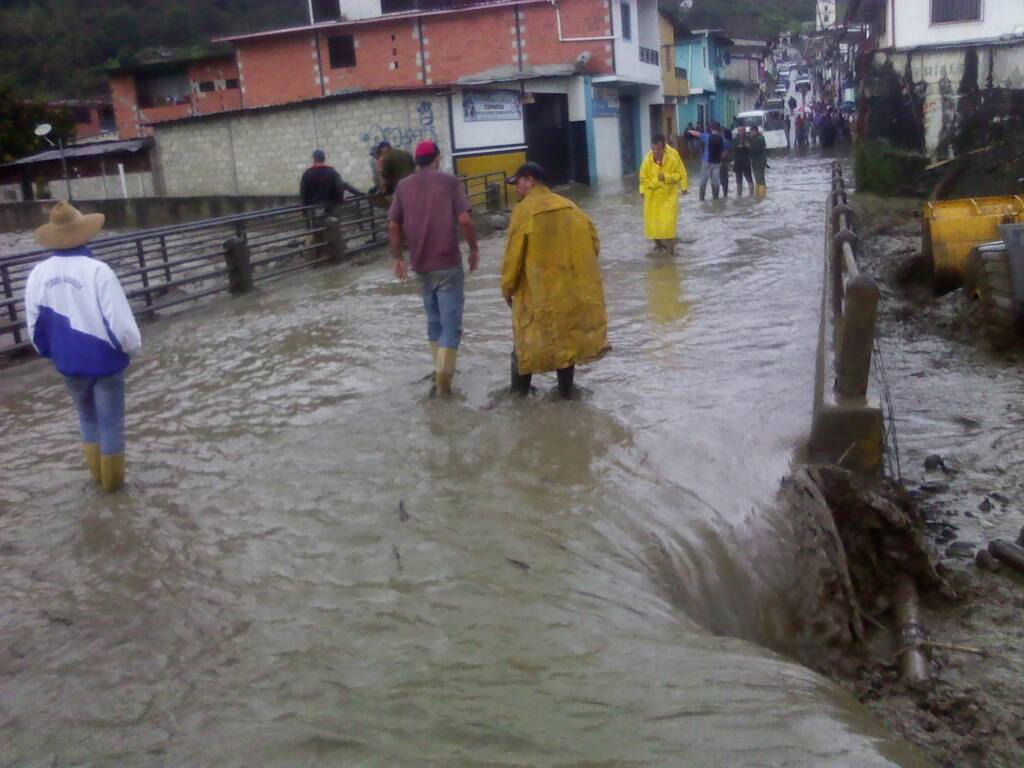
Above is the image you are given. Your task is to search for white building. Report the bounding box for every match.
[816,0,837,31]
[849,0,1024,156]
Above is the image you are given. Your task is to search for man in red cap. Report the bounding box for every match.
[388,139,479,397]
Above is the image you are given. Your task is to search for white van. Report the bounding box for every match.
[734,110,788,150]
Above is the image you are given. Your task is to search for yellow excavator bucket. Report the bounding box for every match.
[923,196,1024,291]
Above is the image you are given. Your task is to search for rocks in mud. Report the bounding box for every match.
[975,549,1001,572]
[924,454,949,473]
[988,540,1024,575]
[978,498,994,512]
[1018,526,1024,547]
[945,542,976,560]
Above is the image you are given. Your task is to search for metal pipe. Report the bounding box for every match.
[893,575,928,687]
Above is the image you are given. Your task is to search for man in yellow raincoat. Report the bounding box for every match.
[501,162,609,399]
[639,133,688,254]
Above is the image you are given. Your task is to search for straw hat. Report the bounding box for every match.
[34,201,105,250]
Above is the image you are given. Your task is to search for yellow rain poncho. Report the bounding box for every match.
[639,145,688,240]
[501,185,609,375]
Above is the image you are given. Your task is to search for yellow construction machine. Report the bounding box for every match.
[922,195,1024,292]
[964,223,1024,343]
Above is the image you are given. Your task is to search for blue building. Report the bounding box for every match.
[674,30,733,130]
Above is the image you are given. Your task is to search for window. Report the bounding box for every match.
[328,35,356,69]
[136,72,191,108]
[198,81,216,93]
[72,107,92,124]
[931,0,981,24]
[311,0,341,23]
[225,78,240,89]
[621,2,631,41]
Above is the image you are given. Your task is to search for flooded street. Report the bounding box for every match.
[1,153,928,766]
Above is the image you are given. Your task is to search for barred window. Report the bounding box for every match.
[931,0,982,24]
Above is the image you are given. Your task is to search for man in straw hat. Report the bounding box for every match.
[25,201,142,492]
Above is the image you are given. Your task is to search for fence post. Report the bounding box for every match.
[836,274,880,398]
[223,236,254,294]
[486,182,501,212]
[322,217,348,264]
[1,265,20,345]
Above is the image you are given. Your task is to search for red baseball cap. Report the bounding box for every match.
[414,139,440,165]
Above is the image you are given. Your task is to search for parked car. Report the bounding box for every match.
[795,75,812,94]
[774,80,789,95]
[765,97,785,113]
[734,110,788,150]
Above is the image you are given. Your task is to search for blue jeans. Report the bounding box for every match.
[418,266,465,349]
[64,372,126,455]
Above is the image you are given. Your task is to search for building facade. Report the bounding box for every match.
[105,0,669,187]
[846,0,1024,156]
[674,30,732,130]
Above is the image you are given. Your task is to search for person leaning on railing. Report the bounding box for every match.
[24,202,142,492]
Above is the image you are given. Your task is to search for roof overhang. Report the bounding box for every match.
[216,0,549,44]
[4,138,153,167]
[458,63,579,85]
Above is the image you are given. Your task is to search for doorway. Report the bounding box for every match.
[524,93,570,185]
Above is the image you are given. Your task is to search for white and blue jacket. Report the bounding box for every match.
[25,247,142,377]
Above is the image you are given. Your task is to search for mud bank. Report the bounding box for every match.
[805,193,1024,767]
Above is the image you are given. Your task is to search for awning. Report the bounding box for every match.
[458,63,578,85]
[4,138,152,167]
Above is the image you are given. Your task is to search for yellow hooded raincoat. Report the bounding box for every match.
[501,185,609,375]
[639,145,688,240]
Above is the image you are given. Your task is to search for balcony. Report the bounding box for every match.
[639,47,659,66]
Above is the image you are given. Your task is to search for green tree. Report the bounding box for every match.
[0,86,75,163]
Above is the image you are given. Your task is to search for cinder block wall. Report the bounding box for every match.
[155,92,452,196]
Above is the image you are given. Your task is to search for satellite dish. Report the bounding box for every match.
[679,0,693,10]
[35,123,53,137]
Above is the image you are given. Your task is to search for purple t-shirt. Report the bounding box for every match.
[388,169,471,273]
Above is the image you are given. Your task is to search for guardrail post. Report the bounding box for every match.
[1,265,20,345]
[486,182,501,212]
[836,274,880,398]
[322,217,348,265]
[223,236,254,294]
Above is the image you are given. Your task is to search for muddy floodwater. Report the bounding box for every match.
[1,154,930,767]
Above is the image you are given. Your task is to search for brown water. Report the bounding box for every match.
[0,154,929,767]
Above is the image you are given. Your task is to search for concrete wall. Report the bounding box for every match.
[0,172,156,204]
[155,91,452,196]
[882,0,1024,50]
[0,195,299,235]
[875,41,1024,155]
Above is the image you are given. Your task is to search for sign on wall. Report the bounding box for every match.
[462,90,522,122]
[592,87,619,117]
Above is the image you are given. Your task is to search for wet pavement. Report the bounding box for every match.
[0,153,929,766]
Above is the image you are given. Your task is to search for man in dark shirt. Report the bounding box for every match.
[299,149,361,215]
[389,140,479,398]
[685,122,725,200]
[378,141,415,195]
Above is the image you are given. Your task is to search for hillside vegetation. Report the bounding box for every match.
[0,0,303,98]
[667,0,816,38]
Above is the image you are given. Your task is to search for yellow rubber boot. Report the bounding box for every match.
[82,443,101,483]
[429,341,439,367]
[100,453,125,493]
[757,184,767,199]
[435,347,457,398]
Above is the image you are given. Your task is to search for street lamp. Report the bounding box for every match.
[34,123,72,202]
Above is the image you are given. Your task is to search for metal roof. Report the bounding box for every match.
[4,138,152,167]
[458,63,578,85]
[215,0,548,44]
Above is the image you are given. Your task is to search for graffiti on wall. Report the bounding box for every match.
[360,101,439,150]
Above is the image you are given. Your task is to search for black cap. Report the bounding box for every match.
[311,149,326,162]
[506,162,549,185]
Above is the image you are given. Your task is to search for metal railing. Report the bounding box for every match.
[640,47,660,66]
[807,161,884,474]
[0,172,507,357]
